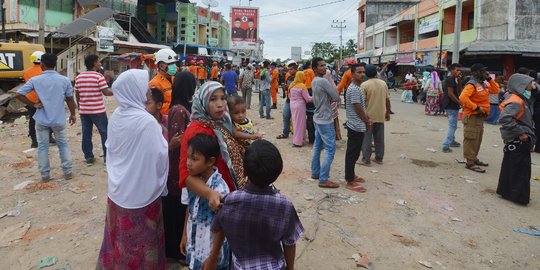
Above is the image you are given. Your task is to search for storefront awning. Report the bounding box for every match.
[355,51,373,59]
[464,41,540,55]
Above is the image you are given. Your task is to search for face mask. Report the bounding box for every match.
[523,90,531,99]
[167,64,176,76]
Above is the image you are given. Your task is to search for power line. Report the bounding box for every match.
[260,0,345,18]
[332,19,346,61]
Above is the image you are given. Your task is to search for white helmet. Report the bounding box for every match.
[286,60,297,67]
[30,51,45,63]
[154,48,178,64]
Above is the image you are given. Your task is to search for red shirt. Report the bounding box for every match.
[179,120,235,191]
[74,71,108,114]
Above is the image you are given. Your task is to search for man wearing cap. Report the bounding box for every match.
[459,63,500,173]
[276,60,298,139]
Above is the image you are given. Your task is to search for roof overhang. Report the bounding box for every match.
[52,7,114,37]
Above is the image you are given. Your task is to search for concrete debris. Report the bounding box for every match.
[418,260,433,268]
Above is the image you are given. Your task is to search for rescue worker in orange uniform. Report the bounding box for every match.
[337,59,356,109]
[23,51,54,148]
[270,62,279,109]
[303,61,316,143]
[211,61,219,81]
[196,60,208,85]
[187,60,198,76]
[149,48,177,114]
[458,63,500,173]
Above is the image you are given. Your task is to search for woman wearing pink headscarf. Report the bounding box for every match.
[424,68,443,115]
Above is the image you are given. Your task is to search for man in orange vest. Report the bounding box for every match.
[23,51,54,148]
[196,60,208,85]
[187,60,198,76]
[459,63,500,173]
[303,61,316,143]
[149,48,177,114]
[270,62,279,109]
[211,62,219,81]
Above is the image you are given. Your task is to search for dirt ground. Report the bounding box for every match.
[1,90,539,270]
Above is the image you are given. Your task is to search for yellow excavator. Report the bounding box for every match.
[0,41,46,119]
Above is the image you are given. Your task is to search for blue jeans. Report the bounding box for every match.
[259,89,271,118]
[36,123,72,178]
[81,113,108,161]
[282,101,291,136]
[311,123,336,183]
[485,104,500,124]
[443,109,459,149]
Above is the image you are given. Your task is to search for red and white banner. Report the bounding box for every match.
[230,7,259,50]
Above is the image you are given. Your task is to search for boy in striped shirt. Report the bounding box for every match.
[74,55,113,164]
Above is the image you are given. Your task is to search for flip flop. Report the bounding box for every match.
[466,164,486,173]
[475,160,489,167]
[353,176,366,183]
[346,183,367,193]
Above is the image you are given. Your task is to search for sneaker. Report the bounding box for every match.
[442,147,452,153]
[450,141,461,147]
[271,104,277,109]
[85,158,96,164]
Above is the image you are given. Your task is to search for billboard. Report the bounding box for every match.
[230,7,259,50]
[291,47,301,61]
[96,26,114,53]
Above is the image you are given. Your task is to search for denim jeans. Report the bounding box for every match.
[36,123,72,178]
[311,123,336,183]
[282,101,291,136]
[81,113,108,161]
[485,104,500,124]
[443,109,459,149]
[259,89,271,118]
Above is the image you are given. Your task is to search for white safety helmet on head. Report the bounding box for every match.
[30,51,45,63]
[154,48,178,64]
[286,60,297,67]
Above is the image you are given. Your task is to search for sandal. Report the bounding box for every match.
[475,160,489,167]
[346,183,367,193]
[318,181,339,188]
[276,134,288,139]
[466,164,486,173]
[353,176,366,183]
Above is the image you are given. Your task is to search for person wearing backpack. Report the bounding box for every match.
[496,73,536,205]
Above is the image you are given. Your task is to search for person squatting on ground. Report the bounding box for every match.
[344,63,371,193]
[180,134,231,270]
[459,63,500,173]
[359,64,391,166]
[17,53,76,182]
[442,63,463,153]
[74,54,113,164]
[497,73,537,205]
[96,69,169,269]
[259,61,273,119]
[276,60,298,140]
[205,140,304,270]
[310,57,341,189]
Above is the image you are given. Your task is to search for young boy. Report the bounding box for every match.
[204,140,304,270]
[146,88,181,147]
[228,95,263,146]
[180,134,230,269]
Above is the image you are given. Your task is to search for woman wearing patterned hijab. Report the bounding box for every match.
[179,81,246,211]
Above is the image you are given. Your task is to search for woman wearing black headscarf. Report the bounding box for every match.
[162,71,196,262]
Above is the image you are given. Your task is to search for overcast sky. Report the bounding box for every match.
[190,0,359,60]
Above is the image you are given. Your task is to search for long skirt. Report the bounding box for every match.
[497,140,531,205]
[291,101,307,146]
[96,198,166,270]
[425,95,439,113]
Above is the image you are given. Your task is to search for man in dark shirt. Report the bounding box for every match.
[231,18,246,39]
[442,63,463,153]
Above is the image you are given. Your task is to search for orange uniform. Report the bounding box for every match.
[149,71,174,114]
[197,66,207,80]
[337,69,352,95]
[22,64,43,103]
[271,68,279,104]
[303,68,315,89]
[459,79,500,116]
[211,66,219,79]
[187,65,197,76]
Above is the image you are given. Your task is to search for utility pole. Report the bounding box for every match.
[38,0,46,44]
[452,0,462,64]
[1,0,6,41]
[331,20,346,63]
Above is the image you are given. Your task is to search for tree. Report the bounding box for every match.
[311,42,337,62]
[344,39,357,57]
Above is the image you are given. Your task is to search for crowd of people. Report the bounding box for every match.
[14,46,540,268]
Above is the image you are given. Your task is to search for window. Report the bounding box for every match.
[467,12,474,30]
[192,38,196,42]
[181,18,186,22]
[181,30,185,34]
[181,24,186,28]
[360,8,365,23]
